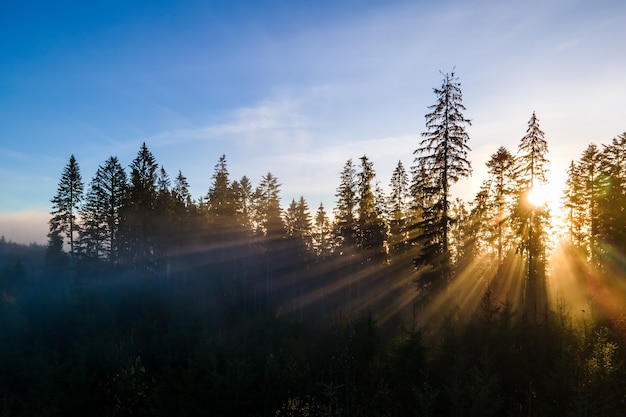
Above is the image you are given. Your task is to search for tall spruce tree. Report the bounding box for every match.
[313,202,332,257]
[511,112,550,321]
[254,172,284,238]
[598,133,626,256]
[356,155,387,260]
[578,144,603,262]
[563,160,586,247]
[412,70,472,285]
[207,155,236,222]
[49,154,84,257]
[79,156,126,261]
[121,142,159,265]
[334,159,358,251]
[233,175,254,231]
[285,196,312,243]
[172,170,192,209]
[388,160,411,256]
[485,147,516,265]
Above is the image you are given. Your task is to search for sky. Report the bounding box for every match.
[1,0,625,244]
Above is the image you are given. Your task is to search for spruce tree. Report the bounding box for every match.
[254,172,284,237]
[598,133,626,255]
[578,144,603,262]
[485,147,516,265]
[285,196,312,242]
[207,155,236,221]
[388,160,410,256]
[79,156,127,261]
[172,170,192,209]
[511,112,550,321]
[412,70,472,285]
[313,202,331,257]
[562,160,585,247]
[233,175,254,231]
[121,142,159,265]
[49,154,84,257]
[356,155,387,260]
[334,159,358,251]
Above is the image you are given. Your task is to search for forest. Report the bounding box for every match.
[2,71,626,416]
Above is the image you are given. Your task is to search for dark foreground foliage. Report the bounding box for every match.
[0,243,625,417]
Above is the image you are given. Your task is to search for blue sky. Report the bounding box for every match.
[1,0,625,244]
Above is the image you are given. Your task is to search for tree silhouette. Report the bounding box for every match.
[49,154,84,257]
[254,172,284,238]
[388,161,411,256]
[413,70,472,285]
[120,142,159,266]
[598,133,626,261]
[334,159,358,251]
[79,156,127,261]
[485,147,516,266]
[511,112,550,321]
[356,155,387,261]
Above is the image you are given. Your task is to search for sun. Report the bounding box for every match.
[525,179,569,243]
[527,184,550,207]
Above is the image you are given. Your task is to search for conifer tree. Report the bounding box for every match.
[79,156,126,261]
[207,155,236,221]
[412,70,472,285]
[121,142,159,265]
[598,133,626,254]
[233,175,254,231]
[577,144,603,262]
[254,172,284,237]
[563,160,586,247]
[388,160,410,256]
[485,147,516,265]
[511,112,550,321]
[313,203,332,257]
[49,154,84,257]
[355,156,387,261]
[285,196,312,243]
[172,170,192,209]
[334,159,358,250]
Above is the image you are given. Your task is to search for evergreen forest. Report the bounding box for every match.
[2,72,626,416]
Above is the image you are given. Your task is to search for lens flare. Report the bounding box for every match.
[527,185,549,207]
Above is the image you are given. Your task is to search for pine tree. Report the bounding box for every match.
[356,155,387,260]
[334,159,358,251]
[388,160,411,256]
[285,196,313,243]
[207,155,236,222]
[412,70,472,285]
[233,175,254,231]
[49,154,84,257]
[254,172,284,238]
[120,142,159,265]
[598,133,626,257]
[577,144,603,262]
[172,170,192,209]
[562,160,585,247]
[511,112,550,321]
[313,203,332,257]
[485,147,516,265]
[79,156,127,261]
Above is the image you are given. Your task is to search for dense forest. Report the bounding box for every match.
[2,72,626,416]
